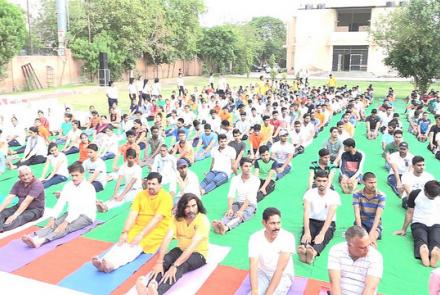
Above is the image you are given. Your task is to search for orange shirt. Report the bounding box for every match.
[249,133,264,150]
[219,111,232,124]
[78,142,89,163]
[316,112,325,127]
[119,142,141,162]
[38,126,50,142]
[90,117,101,129]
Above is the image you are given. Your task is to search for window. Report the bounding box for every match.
[336,8,371,32]
[332,46,368,72]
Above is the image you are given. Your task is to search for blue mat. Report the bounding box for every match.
[58,251,153,295]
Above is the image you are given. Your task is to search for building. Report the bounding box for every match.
[286,0,406,77]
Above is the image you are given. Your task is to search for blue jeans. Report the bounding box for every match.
[275,163,291,180]
[91,181,104,192]
[387,174,401,195]
[101,152,115,161]
[8,139,21,147]
[64,146,79,155]
[42,174,68,189]
[200,171,228,194]
[221,202,256,230]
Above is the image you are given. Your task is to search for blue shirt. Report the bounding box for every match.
[201,132,217,149]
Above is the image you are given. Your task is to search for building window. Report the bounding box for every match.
[332,46,368,72]
[336,8,371,32]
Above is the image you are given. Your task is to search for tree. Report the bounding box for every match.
[198,26,238,73]
[0,0,26,76]
[372,0,440,93]
[249,16,286,66]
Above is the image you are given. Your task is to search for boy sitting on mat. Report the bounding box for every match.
[212,157,259,235]
[21,162,96,248]
[136,193,210,295]
[92,172,173,272]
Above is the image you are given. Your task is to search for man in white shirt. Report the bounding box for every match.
[298,170,341,264]
[270,129,294,180]
[200,134,236,195]
[235,111,251,139]
[395,180,440,267]
[401,156,435,208]
[248,207,295,295]
[386,142,413,196]
[62,120,82,155]
[328,225,383,294]
[212,158,259,234]
[151,144,177,196]
[176,158,200,200]
[97,148,142,212]
[106,80,118,113]
[12,127,47,169]
[82,143,107,192]
[22,162,96,248]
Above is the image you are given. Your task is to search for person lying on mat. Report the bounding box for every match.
[21,162,96,248]
[212,157,259,235]
[298,170,340,264]
[0,165,45,233]
[353,172,386,248]
[136,193,209,295]
[96,148,142,213]
[328,225,383,295]
[248,207,295,295]
[92,172,173,273]
[394,180,440,267]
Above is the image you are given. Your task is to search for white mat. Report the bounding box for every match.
[126,244,231,295]
[0,271,87,295]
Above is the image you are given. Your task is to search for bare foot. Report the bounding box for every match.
[92,257,104,271]
[420,245,430,267]
[430,247,440,267]
[96,201,107,213]
[305,246,317,264]
[217,222,227,235]
[212,220,220,234]
[147,279,159,295]
[136,276,149,295]
[22,235,37,248]
[102,259,114,273]
[297,245,307,263]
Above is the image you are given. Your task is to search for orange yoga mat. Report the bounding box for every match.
[111,254,159,295]
[304,278,330,295]
[0,226,40,248]
[197,265,248,295]
[13,237,112,284]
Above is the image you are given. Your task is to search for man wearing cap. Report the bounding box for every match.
[386,142,413,196]
[176,159,200,200]
[339,138,365,194]
[270,129,294,180]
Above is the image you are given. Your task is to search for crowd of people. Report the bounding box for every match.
[0,73,439,295]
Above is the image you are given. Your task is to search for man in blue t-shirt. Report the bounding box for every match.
[195,124,218,161]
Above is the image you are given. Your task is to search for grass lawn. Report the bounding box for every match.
[56,75,440,114]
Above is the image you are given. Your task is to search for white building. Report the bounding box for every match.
[286,0,406,77]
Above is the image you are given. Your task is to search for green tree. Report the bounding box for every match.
[372,0,440,93]
[0,0,26,76]
[198,26,238,73]
[249,16,286,66]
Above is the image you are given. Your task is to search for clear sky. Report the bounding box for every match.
[200,0,298,27]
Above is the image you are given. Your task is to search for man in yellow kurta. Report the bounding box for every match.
[136,193,210,295]
[327,74,337,89]
[92,172,173,272]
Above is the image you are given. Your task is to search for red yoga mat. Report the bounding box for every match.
[197,265,248,295]
[13,237,112,284]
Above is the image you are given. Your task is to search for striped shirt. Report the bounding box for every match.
[328,242,383,295]
[352,190,386,228]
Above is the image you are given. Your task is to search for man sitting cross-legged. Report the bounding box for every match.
[22,162,96,247]
[92,172,173,272]
[136,193,210,295]
[298,170,341,264]
[339,138,365,194]
[96,148,142,212]
[212,157,260,234]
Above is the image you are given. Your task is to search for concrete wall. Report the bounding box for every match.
[293,9,337,74]
[0,49,83,93]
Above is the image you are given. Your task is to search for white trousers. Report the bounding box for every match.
[104,188,139,210]
[102,243,144,270]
